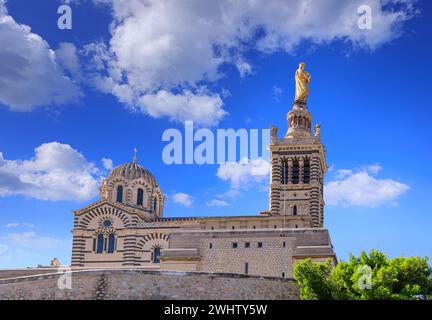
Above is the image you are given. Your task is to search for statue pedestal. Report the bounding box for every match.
[285,100,313,139]
[292,99,307,110]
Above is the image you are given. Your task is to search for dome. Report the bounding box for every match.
[108,162,158,188]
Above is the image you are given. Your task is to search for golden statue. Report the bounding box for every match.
[133,146,138,163]
[295,62,311,101]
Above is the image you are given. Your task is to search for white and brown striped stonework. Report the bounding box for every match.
[71,99,335,278]
[268,99,327,228]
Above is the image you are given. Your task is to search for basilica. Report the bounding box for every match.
[71,64,336,278]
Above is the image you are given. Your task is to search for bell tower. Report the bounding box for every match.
[268,63,327,228]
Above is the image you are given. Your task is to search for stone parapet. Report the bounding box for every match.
[0,269,299,300]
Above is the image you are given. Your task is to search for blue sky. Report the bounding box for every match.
[0,0,431,268]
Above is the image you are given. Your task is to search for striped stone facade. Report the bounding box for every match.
[71,98,335,277]
[268,99,327,228]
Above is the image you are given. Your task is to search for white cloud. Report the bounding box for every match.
[6,231,66,249]
[82,0,416,125]
[0,3,82,111]
[22,222,35,228]
[102,158,113,171]
[0,231,70,267]
[235,58,253,78]
[56,42,81,77]
[335,169,353,179]
[0,0,415,118]
[172,192,193,207]
[363,163,382,174]
[0,142,104,201]
[272,86,284,102]
[137,90,226,127]
[206,199,229,207]
[6,222,34,228]
[210,157,269,206]
[5,223,18,228]
[0,223,71,267]
[217,157,270,190]
[325,165,410,207]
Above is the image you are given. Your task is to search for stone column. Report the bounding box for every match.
[288,158,293,184]
[299,158,304,184]
[310,155,320,182]
[271,156,281,184]
[309,156,322,227]
[71,232,85,267]
[122,234,138,266]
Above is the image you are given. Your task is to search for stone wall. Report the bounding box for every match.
[0,269,299,300]
[165,228,335,278]
[0,268,59,280]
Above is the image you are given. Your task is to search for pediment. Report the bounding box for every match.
[73,199,153,221]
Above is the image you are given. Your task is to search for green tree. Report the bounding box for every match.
[293,250,432,300]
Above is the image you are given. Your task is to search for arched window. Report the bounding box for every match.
[96,234,104,253]
[108,233,116,253]
[281,160,289,184]
[116,185,123,203]
[303,159,310,183]
[293,205,298,216]
[153,197,158,212]
[137,188,144,206]
[152,247,161,263]
[292,160,300,184]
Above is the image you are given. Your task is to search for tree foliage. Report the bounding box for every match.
[293,250,432,300]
